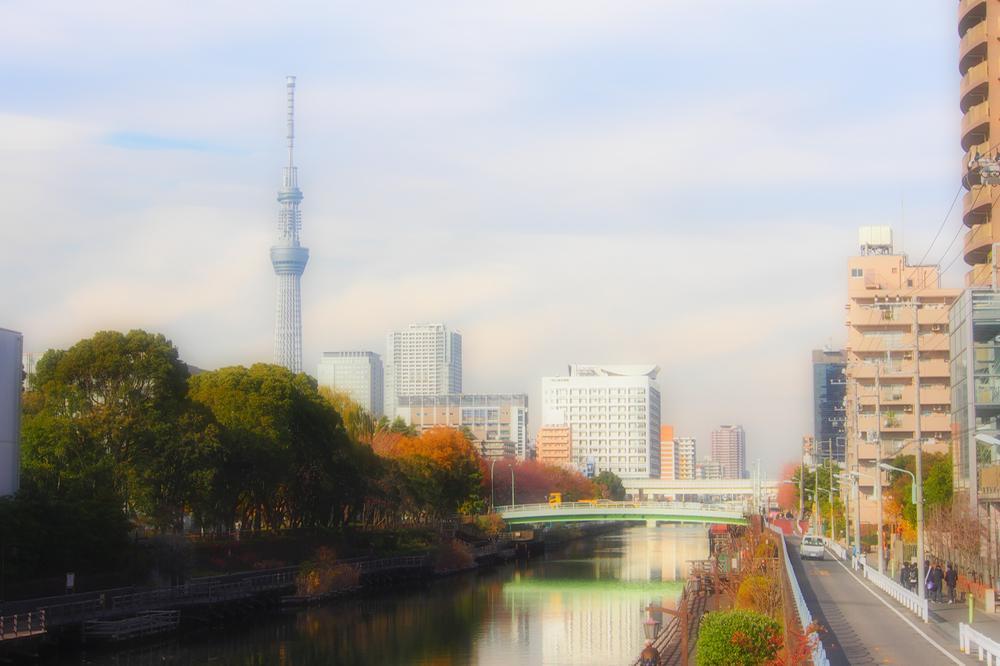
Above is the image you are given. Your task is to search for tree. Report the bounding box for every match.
[384,428,485,516]
[319,388,376,444]
[594,470,626,500]
[885,453,952,531]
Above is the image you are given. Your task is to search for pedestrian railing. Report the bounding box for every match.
[960,622,1000,663]
[857,560,929,622]
[768,524,830,666]
[825,539,847,561]
[0,611,46,641]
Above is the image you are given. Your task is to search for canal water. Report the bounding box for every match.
[74,525,708,666]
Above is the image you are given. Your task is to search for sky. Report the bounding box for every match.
[0,1,966,474]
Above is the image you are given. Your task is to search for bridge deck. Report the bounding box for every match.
[496,501,747,525]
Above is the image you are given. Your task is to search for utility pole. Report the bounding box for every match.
[913,304,926,600]
[828,439,836,541]
[799,438,806,523]
[814,454,820,537]
[876,363,884,574]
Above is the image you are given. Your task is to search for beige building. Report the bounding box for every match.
[675,438,696,480]
[845,227,958,523]
[536,425,572,467]
[960,0,1000,287]
[394,393,529,459]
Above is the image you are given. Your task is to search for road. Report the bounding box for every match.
[786,535,977,665]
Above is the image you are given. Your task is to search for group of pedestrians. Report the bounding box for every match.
[900,560,959,603]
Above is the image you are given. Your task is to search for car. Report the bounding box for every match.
[799,535,825,560]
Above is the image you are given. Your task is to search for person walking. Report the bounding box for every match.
[933,563,945,603]
[946,563,958,604]
[926,563,938,602]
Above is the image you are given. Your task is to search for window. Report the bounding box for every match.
[851,268,863,278]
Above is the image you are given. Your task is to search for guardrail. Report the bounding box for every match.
[768,524,830,666]
[856,559,928,622]
[495,500,745,513]
[826,539,848,561]
[0,611,46,641]
[960,622,1000,662]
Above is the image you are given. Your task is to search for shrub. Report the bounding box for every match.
[433,539,475,573]
[296,547,360,596]
[736,575,782,619]
[696,609,782,666]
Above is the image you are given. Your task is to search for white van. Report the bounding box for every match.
[799,535,825,560]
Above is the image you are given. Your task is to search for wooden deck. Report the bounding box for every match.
[0,611,46,642]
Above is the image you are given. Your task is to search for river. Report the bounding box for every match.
[74,524,709,666]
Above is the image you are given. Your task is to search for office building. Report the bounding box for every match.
[660,424,676,480]
[537,425,572,467]
[0,329,21,496]
[541,364,661,479]
[394,393,528,459]
[675,437,696,480]
[710,425,746,479]
[384,323,462,417]
[844,226,958,523]
[317,351,384,417]
[696,457,723,480]
[812,349,847,463]
[959,0,1000,287]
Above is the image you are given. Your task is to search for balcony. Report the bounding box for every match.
[917,333,950,352]
[960,0,988,38]
[919,306,950,326]
[960,18,990,76]
[847,305,901,326]
[849,363,912,380]
[921,385,951,406]
[968,263,993,287]
[858,413,915,433]
[847,332,914,353]
[919,359,951,378]
[964,186,993,226]
[965,140,992,186]
[962,61,990,113]
[963,100,991,151]
[966,222,994,265]
[920,413,952,433]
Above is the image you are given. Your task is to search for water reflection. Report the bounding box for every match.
[74,525,708,666]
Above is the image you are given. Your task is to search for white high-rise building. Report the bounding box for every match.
[541,364,661,479]
[317,351,384,417]
[0,329,22,496]
[384,324,462,417]
[711,425,746,479]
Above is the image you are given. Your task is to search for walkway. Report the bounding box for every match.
[787,535,979,665]
[496,501,747,526]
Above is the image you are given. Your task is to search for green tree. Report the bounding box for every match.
[594,470,626,500]
[319,387,376,444]
[886,452,953,529]
[696,609,781,666]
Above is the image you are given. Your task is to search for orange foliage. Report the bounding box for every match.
[775,462,799,511]
[390,427,483,472]
[489,459,597,504]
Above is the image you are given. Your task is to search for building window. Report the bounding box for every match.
[851,268,863,278]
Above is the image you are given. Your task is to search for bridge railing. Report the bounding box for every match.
[855,558,928,623]
[825,539,848,561]
[495,500,744,514]
[768,524,830,666]
[0,611,46,641]
[960,622,1000,662]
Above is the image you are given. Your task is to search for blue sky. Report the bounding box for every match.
[0,1,964,473]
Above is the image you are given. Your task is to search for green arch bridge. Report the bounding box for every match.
[495,501,748,526]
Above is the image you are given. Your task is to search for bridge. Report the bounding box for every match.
[495,501,747,526]
[621,477,779,499]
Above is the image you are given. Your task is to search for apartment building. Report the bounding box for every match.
[710,425,746,480]
[541,365,661,479]
[660,424,676,480]
[537,425,573,468]
[844,227,958,523]
[675,438,696,480]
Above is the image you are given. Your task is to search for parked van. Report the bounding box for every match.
[799,535,825,560]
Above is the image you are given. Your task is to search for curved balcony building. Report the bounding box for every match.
[960,1,998,286]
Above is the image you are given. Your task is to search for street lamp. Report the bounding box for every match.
[509,463,515,506]
[490,458,499,509]
[878,462,917,504]
[642,601,689,666]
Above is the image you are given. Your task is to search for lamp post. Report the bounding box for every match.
[643,600,689,666]
[848,470,874,562]
[490,458,499,510]
[879,461,919,590]
[510,464,515,506]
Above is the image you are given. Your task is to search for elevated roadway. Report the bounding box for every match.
[622,477,779,498]
[496,501,747,526]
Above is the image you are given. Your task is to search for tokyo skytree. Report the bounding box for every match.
[270,76,309,373]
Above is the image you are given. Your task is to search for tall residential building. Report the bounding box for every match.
[660,424,676,480]
[0,329,21,496]
[812,349,847,463]
[271,76,309,373]
[541,364,661,479]
[675,437,696,480]
[959,0,1000,287]
[317,351,384,418]
[844,227,958,523]
[384,324,462,417]
[710,425,746,479]
[696,457,723,480]
[536,425,572,467]
[394,393,528,459]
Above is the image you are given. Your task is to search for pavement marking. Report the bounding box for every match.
[828,556,965,666]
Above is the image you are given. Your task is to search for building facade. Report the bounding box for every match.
[537,425,573,467]
[812,349,847,463]
[384,324,462,418]
[541,364,661,479]
[710,426,746,479]
[317,351,384,417]
[0,329,21,496]
[394,393,528,459]
[675,438,696,480]
[844,227,958,523]
[959,0,1000,287]
[659,424,676,480]
[696,457,723,480]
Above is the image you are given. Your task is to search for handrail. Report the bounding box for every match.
[960,622,1000,662]
[856,559,928,622]
[0,610,46,641]
[768,524,830,666]
[826,540,848,561]
[495,501,745,513]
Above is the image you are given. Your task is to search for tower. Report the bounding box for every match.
[270,76,309,372]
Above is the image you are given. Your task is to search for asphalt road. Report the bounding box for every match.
[786,535,977,665]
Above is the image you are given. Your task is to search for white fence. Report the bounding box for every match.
[857,559,929,622]
[960,623,1000,663]
[825,539,847,561]
[768,524,830,666]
